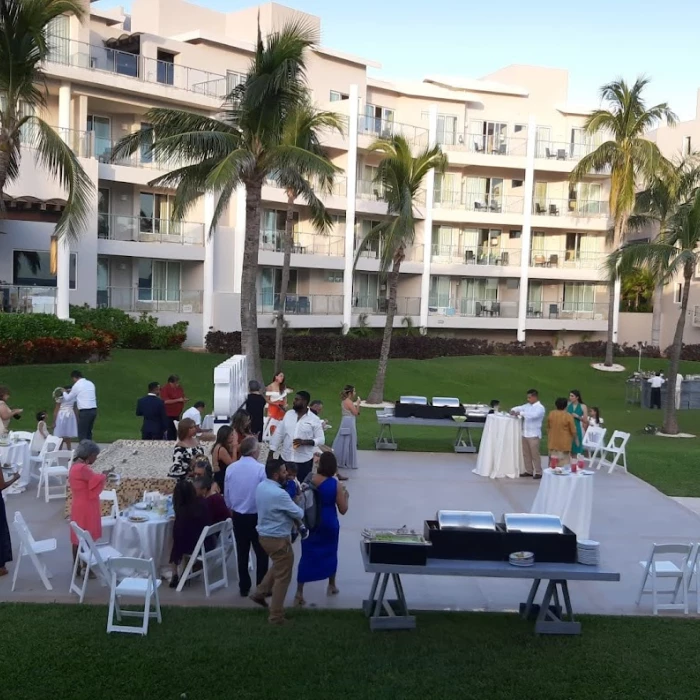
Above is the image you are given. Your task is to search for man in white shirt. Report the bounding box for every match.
[648,372,665,409]
[64,370,97,441]
[510,388,546,479]
[224,436,269,597]
[270,390,324,483]
[182,401,206,432]
[676,373,684,410]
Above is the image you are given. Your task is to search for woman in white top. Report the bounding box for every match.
[54,385,78,449]
[0,385,23,437]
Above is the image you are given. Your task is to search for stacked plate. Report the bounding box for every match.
[577,540,600,566]
[509,551,535,567]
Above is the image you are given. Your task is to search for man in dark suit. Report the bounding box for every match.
[136,382,168,440]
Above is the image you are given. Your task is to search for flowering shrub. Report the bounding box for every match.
[0,334,112,366]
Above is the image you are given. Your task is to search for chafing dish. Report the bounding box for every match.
[436,510,497,531]
[504,513,564,534]
[432,397,461,407]
[399,395,428,405]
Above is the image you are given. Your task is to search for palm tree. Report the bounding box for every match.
[272,102,343,373]
[610,188,700,434]
[354,135,446,404]
[570,77,677,366]
[0,0,92,241]
[112,20,318,383]
[620,268,654,312]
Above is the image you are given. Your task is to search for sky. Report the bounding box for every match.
[97,0,700,121]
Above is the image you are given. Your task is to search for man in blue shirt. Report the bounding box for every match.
[250,459,304,624]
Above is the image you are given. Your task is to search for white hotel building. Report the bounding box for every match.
[0,0,615,347]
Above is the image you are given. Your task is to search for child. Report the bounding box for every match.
[588,406,604,427]
[35,411,49,453]
[488,399,500,414]
[244,380,266,441]
[283,463,308,543]
[546,397,576,467]
[54,384,78,450]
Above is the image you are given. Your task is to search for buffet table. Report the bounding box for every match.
[360,543,619,635]
[473,414,524,478]
[530,469,593,539]
[375,412,485,453]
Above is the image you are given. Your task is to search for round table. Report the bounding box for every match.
[473,414,524,479]
[0,440,32,496]
[113,510,174,571]
[530,469,594,539]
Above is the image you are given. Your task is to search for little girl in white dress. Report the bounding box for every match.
[54,385,78,449]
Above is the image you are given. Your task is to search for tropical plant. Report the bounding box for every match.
[609,188,700,434]
[620,268,655,312]
[112,20,319,383]
[0,0,92,241]
[570,77,677,366]
[272,101,343,373]
[354,134,446,403]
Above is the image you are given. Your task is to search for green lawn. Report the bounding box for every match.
[4,350,700,496]
[2,604,700,699]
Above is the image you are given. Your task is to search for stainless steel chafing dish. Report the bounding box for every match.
[504,513,564,534]
[436,510,497,531]
[432,397,461,407]
[399,395,428,405]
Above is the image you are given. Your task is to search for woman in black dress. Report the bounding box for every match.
[210,425,235,491]
[0,468,21,576]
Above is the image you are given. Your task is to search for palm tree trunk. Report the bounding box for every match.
[651,282,663,347]
[604,218,625,366]
[661,267,692,435]
[240,175,264,384]
[274,191,295,374]
[0,138,11,216]
[366,255,402,404]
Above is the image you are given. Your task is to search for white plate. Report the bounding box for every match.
[581,470,595,475]
[133,502,149,510]
[577,539,600,547]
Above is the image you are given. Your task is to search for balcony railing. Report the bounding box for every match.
[0,286,57,314]
[526,301,609,320]
[352,296,421,315]
[98,215,204,246]
[434,191,524,214]
[532,199,609,218]
[21,125,94,159]
[431,245,521,267]
[258,231,345,256]
[428,298,518,318]
[356,179,385,202]
[357,116,429,147]
[99,287,203,313]
[354,244,424,263]
[530,249,606,269]
[440,131,527,156]
[265,175,347,197]
[535,141,595,162]
[257,293,344,315]
[46,35,227,98]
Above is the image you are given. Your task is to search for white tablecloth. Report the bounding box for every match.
[0,440,32,497]
[473,414,524,479]
[530,469,593,539]
[113,510,174,570]
[202,414,215,431]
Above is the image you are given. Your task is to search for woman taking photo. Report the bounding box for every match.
[332,385,361,471]
[211,425,235,491]
[0,385,23,437]
[567,390,588,457]
[0,467,21,576]
[169,418,204,479]
[294,451,349,606]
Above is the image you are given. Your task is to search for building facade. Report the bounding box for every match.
[1,0,617,347]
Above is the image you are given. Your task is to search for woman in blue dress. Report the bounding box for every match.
[294,451,349,606]
[567,390,588,457]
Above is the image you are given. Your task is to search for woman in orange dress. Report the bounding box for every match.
[265,371,291,437]
[68,440,110,562]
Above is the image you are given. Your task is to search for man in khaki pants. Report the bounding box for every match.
[250,460,304,624]
[510,389,546,479]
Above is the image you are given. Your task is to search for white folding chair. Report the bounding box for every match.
[69,522,122,603]
[98,490,120,545]
[36,448,73,502]
[595,430,630,474]
[29,436,62,484]
[11,512,57,592]
[106,557,162,636]
[176,519,231,596]
[637,543,693,614]
[582,426,607,469]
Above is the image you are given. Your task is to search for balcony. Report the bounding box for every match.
[431,245,521,267]
[354,245,424,264]
[441,132,527,157]
[352,296,421,316]
[535,141,597,162]
[98,215,204,246]
[356,179,386,202]
[264,175,347,198]
[0,286,56,314]
[526,301,608,321]
[532,199,609,218]
[22,125,93,159]
[357,116,429,148]
[259,231,345,256]
[46,36,227,99]
[257,293,344,315]
[530,250,606,270]
[99,287,203,313]
[428,298,518,318]
[434,191,524,215]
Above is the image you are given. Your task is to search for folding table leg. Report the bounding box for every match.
[363,573,380,617]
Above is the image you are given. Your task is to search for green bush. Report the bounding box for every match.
[0,313,95,341]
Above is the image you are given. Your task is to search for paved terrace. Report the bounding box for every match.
[2,450,699,616]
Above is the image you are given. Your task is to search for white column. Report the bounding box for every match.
[612,276,622,342]
[517,115,537,342]
[233,184,246,294]
[342,84,359,333]
[202,192,215,345]
[56,83,72,319]
[419,105,438,332]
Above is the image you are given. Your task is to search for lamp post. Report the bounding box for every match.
[637,341,647,374]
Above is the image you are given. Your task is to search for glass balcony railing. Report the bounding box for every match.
[357,116,429,147]
[264,175,347,197]
[431,245,521,266]
[98,287,203,313]
[532,199,609,217]
[440,131,527,156]
[535,141,596,162]
[356,179,386,202]
[526,301,609,320]
[434,191,524,214]
[0,285,57,314]
[529,249,606,269]
[46,35,227,98]
[354,245,424,263]
[427,298,518,318]
[21,125,94,159]
[257,293,344,315]
[98,215,204,246]
[352,296,421,315]
[258,231,345,256]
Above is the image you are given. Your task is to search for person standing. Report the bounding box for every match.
[63,371,97,442]
[53,384,78,450]
[0,385,23,437]
[224,436,269,597]
[161,375,187,441]
[0,467,21,577]
[648,372,665,409]
[244,381,267,441]
[249,459,304,625]
[676,373,684,410]
[546,398,577,466]
[136,382,168,440]
[270,391,324,484]
[566,390,588,457]
[510,389,546,479]
[332,385,360,471]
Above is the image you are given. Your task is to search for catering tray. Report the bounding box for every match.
[365,541,429,566]
[501,525,577,563]
[424,520,505,561]
[394,402,467,420]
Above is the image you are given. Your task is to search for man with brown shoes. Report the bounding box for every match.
[249,459,304,624]
[510,388,546,479]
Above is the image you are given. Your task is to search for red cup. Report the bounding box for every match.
[571,460,578,473]
[550,456,558,469]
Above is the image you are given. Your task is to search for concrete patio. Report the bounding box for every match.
[3,449,699,618]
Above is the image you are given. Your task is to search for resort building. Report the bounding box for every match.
[1,0,616,347]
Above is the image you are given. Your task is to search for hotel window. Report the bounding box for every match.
[139,192,178,235]
[13,250,77,289]
[330,90,348,101]
[684,136,692,156]
[674,283,683,304]
[226,71,246,93]
[138,260,181,302]
[327,270,343,283]
[563,283,595,312]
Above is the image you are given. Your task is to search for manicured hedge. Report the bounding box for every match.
[664,343,700,361]
[205,331,553,361]
[568,341,662,358]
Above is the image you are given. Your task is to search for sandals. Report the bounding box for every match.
[293,594,306,607]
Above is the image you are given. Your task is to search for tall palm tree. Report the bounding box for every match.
[610,188,700,434]
[0,0,92,241]
[570,77,676,366]
[272,102,343,373]
[354,135,446,404]
[112,21,318,383]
